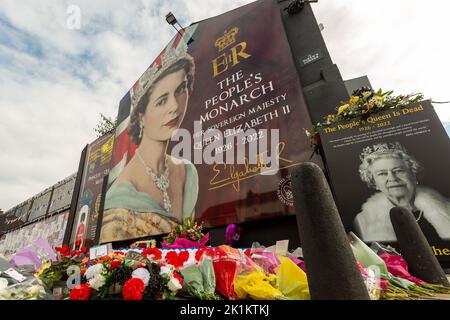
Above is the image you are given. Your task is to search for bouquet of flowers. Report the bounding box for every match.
[305,88,424,146]
[68,252,185,300]
[0,278,51,300]
[180,254,220,300]
[36,245,88,291]
[161,218,209,249]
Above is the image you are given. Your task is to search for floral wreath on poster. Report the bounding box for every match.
[305,88,425,151]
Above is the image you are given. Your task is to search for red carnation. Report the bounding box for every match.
[244,249,251,257]
[178,250,189,263]
[80,269,86,275]
[142,248,162,261]
[122,278,145,300]
[80,246,88,253]
[75,239,82,247]
[70,250,77,256]
[181,232,187,238]
[165,251,189,269]
[69,284,92,300]
[195,248,214,262]
[110,260,122,270]
[173,272,184,285]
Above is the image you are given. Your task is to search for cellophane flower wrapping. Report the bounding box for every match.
[180,264,205,299]
[348,232,414,290]
[233,250,283,300]
[198,256,216,296]
[212,245,240,300]
[274,256,310,300]
[379,253,424,285]
[161,233,209,249]
[348,232,390,279]
[357,264,381,300]
[250,250,280,275]
[0,278,51,300]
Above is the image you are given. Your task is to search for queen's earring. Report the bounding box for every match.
[139,124,144,140]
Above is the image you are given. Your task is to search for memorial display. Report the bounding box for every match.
[101,0,315,243]
[316,91,450,263]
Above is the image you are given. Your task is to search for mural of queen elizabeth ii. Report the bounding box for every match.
[354,142,450,242]
[100,30,199,243]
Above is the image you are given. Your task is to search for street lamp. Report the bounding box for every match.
[285,0,319,15]
[165,12,194,45]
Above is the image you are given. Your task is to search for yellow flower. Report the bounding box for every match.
[338,104,349,115]
[35,260,51,278]
[350,96,360,104]
[372,96,384,105]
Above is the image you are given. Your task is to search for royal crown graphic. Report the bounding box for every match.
[215,27,239,52]
[360,142,407,161]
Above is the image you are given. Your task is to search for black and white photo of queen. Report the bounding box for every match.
[354,142,450,242]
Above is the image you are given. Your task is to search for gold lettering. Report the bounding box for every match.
[209,141,294,192]
[212,53,228,77]
[212,42,251,77]
[230,42,251,66]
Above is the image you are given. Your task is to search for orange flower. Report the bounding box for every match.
[100,256,111,263]
[350,96,360,104]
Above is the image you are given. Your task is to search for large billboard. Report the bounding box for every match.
[100,0,315,243]
[68,133,114,249]
[321,101,450,262]
[0,210,69,259]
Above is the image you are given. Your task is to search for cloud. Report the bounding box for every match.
[0,0,448,211]
[311,0,450,121]
[0,0,256,211]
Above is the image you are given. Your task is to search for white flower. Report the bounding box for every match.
[85,264,106,280]
[167,276,182,292]
[88,275,106,291]
[132,268,150,287]
[0,278,8,290]
[26,285,44,299]
[159,266,172,277]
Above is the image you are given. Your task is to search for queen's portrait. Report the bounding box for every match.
[354,142,450,242]
[100,44,199,243]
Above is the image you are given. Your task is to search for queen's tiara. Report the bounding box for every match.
[130,28,194,111]
[360,142,407,162]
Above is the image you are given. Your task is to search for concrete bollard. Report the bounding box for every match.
[291,162,370,300]
[390,206,450,287]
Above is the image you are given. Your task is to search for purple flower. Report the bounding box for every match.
[225,224,241,245]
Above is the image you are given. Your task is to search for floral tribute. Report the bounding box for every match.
[161,218,209,249]
[36,244,89,291]
[27,222,450,301]
[305,88,424,148]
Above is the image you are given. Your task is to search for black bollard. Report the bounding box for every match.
[291,162,370,300]
[390,207,450,287]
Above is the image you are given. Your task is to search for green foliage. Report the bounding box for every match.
[94,113,117,137]
[163,218,205,245]
[305,89,424,143]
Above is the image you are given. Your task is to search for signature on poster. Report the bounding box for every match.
[209,141,294,192]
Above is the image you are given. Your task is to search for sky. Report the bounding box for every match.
[0,0,449,212]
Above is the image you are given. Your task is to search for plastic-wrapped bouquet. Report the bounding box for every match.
[0,278,51,300]
[161,218,209,249]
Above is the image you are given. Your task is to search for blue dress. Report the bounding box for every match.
[100,161,198,242]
